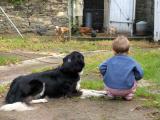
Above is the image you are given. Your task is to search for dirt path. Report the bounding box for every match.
[0,50,48,61]
[0,98,158,120]
[0,53,63,84]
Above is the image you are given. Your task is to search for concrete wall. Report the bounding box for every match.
[0,0,68,35]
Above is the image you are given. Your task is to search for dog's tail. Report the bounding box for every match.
[0,102,35,112]
[0,98,48,112]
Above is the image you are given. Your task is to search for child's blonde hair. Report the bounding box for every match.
[112,36,130,54]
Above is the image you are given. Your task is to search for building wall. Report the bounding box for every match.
[0,0,155,35]
[0,0,68,35]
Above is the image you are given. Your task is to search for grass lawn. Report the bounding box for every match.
[0,35,160,108]
[0,35,112,52]
[0,84,8,98]
[0,55,20,65]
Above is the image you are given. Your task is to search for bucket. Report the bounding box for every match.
[136,21,148,35]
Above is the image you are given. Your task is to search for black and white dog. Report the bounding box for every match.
[0,51,85,111]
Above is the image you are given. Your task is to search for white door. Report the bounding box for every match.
[109,0,136,35]
[154,0,160,41]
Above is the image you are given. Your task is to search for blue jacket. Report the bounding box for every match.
[99,54,144,89]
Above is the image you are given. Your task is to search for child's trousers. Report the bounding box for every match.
[105,81,137,100]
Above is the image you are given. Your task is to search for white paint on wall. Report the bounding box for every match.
[154,0,160,41]
[75,0,84,16]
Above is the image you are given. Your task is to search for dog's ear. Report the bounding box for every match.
[63,55,72,63]
[61,56,71,73]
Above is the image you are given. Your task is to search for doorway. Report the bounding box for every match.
[83,0,104,31]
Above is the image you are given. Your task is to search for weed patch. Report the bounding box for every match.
[0,56,20,65]
[32,66,53,73]
[0,84,9,98]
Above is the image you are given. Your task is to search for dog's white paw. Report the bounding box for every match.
[30,99,48,104]
[80,89,106,99]
[0,102,35,112]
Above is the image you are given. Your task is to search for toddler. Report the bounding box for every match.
[99,36,143,100]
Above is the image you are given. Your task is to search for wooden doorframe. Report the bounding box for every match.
[154,0,160,41]
[103,0,110,29]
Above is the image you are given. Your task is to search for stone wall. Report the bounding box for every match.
[0,0,155,35]
[0,0,68,35]
[136,0,154,33]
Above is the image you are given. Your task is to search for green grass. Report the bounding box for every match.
[136,87,154,99]
[132,48,160,83]
[81,52,112,90]
[131,48,160,108]
[83,52,112,79]
[0,85,6,94]
[145,85,160,109]
[32,66,53,73]
[81,80,104,90]
[136,87,160,109]
[0,35,111,52]
[0,84,8,96]
[0,55,20,65]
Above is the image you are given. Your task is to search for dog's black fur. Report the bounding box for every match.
[5,51,85,104]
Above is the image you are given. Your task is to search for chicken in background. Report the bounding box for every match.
[79,27,99,37]
[79,27,92,36]
[104,26,117,36]
[55,26,69,41]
